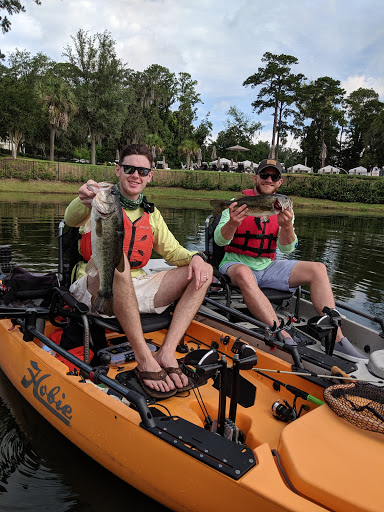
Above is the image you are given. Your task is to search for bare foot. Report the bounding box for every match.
[136,357,175,393]
[154,352,189,389]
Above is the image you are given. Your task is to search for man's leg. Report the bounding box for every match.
[227,264,289,335]
[152,265,213,388]
[94,256,175,394]
[288,261,344,341]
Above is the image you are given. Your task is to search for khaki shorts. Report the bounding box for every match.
[69,271,170,316]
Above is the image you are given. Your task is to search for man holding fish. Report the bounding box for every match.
[212,158,368,363]
[65,144,213,398]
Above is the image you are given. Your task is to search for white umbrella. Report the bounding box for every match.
[320,142,327,167]
[226,144,250,162]
[318,165,340,174]
[348,166,367,175]
[211,146,217,161]
[197,148,202,167]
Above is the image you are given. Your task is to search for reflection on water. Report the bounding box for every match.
[0,194,383,510]
[0,370,169,511]
[284,214,384,321]
[0,196,382,320]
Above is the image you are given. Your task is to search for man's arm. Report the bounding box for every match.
[64,180,98,227]
[277,209,298,253]
[277,209,296,245]
[214,202,248,245]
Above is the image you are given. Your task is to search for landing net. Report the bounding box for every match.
[323,382,384,434]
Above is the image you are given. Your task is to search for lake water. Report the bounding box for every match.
[0,193,383,511]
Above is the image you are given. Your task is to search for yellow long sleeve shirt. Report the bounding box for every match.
[64,197,197,279]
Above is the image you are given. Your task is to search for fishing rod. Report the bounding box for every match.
[252,367,384,385]
[254,370,325,407]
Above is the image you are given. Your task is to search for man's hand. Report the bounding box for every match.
[220,202,248,241]
[277,208,295,245]
[79,180,99,208]
[187,256,212,290]
[277,208,293,228]
[228,201,248,227]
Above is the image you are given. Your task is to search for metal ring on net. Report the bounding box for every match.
[323,381,384,434]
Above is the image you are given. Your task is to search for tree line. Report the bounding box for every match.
[1,30,383,171]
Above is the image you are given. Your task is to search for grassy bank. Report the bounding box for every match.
[1,178,384,214]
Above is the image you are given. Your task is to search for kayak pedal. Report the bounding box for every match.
[141,415,256,480]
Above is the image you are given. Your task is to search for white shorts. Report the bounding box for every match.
[69,271,170,316]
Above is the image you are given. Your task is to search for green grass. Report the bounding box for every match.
[0,178,384,214]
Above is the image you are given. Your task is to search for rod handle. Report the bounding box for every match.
[331,366,353,380]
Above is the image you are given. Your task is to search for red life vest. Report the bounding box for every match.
[224,188,278,259]
[80,210,154,269]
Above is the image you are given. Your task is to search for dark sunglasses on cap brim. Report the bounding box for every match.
[258,171,281,182]
[121,164,151,176]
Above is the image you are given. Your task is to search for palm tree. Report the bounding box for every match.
[40,72,78,162]
[178,139,199,170]
[145,133,165,163]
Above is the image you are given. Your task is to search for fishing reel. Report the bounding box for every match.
[272,400,297,422]
[272,398,309,422]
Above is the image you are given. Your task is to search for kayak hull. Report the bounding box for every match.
[0,318,382,512]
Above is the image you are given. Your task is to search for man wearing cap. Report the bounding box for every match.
[213,158,368,363]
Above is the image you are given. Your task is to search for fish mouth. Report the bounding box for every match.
[274,199,282,212]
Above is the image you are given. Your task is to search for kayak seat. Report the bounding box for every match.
[204,214,301,315]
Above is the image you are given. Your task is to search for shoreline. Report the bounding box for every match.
[0,178,383,214]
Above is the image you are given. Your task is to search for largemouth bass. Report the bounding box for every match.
[85,182,124,316]
[210,193,293,222]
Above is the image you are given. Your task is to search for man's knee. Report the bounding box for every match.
[229,265,256,289]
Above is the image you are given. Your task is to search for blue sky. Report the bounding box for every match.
[2,0,384,149]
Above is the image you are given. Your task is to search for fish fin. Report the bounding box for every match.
[85,258,98,277]
[83,218,91,234]
[210,199,225,216]
[259,215,270,223]
[116,254,125,273]
[91,294,114,317]
[95,218,103,237]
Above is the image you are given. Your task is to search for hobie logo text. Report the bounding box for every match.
[21,361,73,426]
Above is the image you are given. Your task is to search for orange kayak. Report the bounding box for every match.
[0,311,382,512]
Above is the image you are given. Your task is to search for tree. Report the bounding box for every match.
[178,139,199,170]
[39,65,78,162]
[296,77,345,168]
[343,88,383,169]
[243,52,305,159]
[63,30,128,165]
[215,106,261,158]
[192,113,212,147]
[1,0,41,33]
[177,72,202,145]
[0,49,51,158]
[364,109,384,166]
[145,133,165,164]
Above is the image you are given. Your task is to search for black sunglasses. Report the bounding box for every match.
[258,171,280,182]
[121,164,151,177]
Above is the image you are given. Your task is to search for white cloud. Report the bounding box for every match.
[341,75,384,100]
[1,0,384,139]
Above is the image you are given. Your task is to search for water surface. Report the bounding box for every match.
[0,193,383,510]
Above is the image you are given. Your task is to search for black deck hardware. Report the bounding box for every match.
[297,346,357,373]
[212,368,256,408]
[141,415,256,480]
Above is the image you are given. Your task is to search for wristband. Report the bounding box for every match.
[191,251,208,263]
